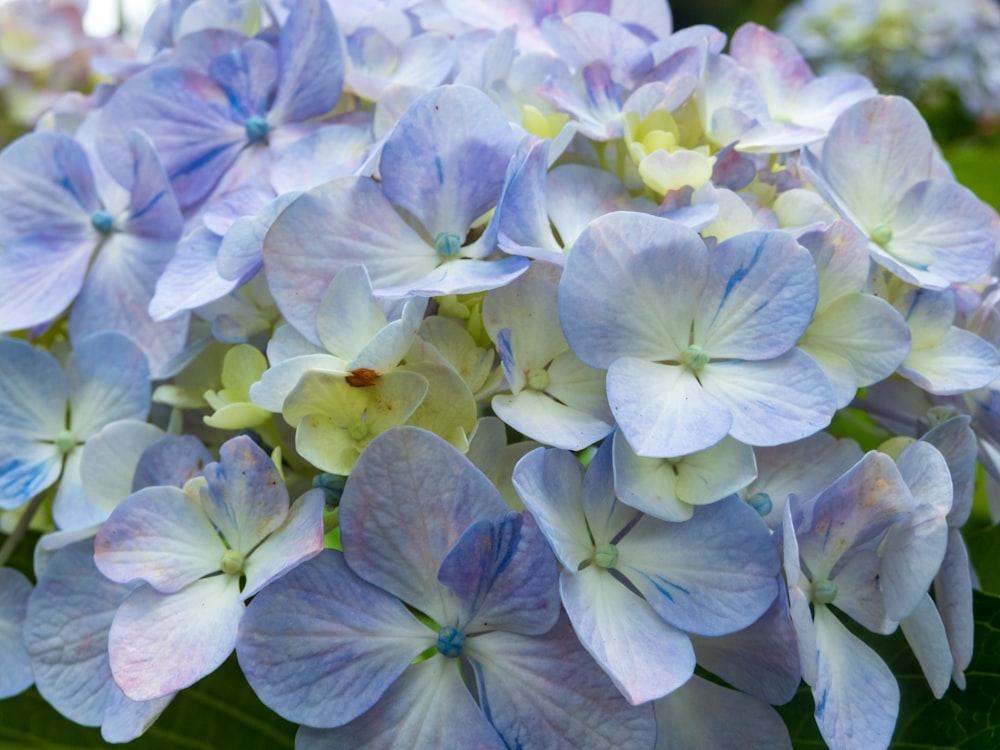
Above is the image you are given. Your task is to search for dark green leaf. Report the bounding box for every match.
[0,656,295,750]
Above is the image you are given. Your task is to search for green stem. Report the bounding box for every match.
[0,492,46,568]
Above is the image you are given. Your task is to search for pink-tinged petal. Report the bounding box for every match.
[340,427,508,621]
[0,234,95,332]
[0,568,33,699]
[0,435,61,511]
[751,432,863,529]
[23,541,140,724]
[69,233,188,378]
[795,452,912,581]
[693,232,818,360]
[94,486,223,592]
[698,351,836,447]
[263,177,439,343]
[467,611,657,749]
[296,657,504,750]
[66,331,151,439]
[936,530,974,686]
[813,605,899,750]
[819,96,933,231]
[80,420,165,517]
[201,435,290,555]
[380,85,518,240]
[511,447,593,570]
[901,594,953,698]
[609,358,731,458]
[730,23,812,103]
[618,497,780,636]
[0,338,67,438]
[237,550,430,728]
[269,0,344,125]
[26,539,173,742]
[691,590,802,706]
[561,566,695,704]
[108,576,243,700]
[560,212,707,367]
[653,676,792,750]
[242,488,326,598]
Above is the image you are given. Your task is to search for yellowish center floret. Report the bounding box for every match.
[220,549,246,576]
[526,367,551,391]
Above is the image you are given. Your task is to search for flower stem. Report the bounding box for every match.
[0,492,47,569]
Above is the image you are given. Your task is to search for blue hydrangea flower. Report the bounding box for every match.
[513,440,780,704]
[237,426,655,748]
[0,567,33,699]
[93,435,325,700]
[0,332,150,529]
[559,211,837,457]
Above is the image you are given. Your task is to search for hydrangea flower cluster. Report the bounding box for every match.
[778,0,1000,125]
[2,2,1000,749]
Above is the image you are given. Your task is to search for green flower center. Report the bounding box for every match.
[526,367,550,391]
[594,543,618,569]
[220,549,246,576]
[812,578,838,604]
[682,344,710,372]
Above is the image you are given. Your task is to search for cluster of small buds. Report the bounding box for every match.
[1,2,999,749]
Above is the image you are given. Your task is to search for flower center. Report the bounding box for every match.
[245,115,269,143]
[220,549,246,576]
[526,367,550,391]
[348,419,370,443]
[53,429,76,455]
[682,344,710,372]
[435,231,462,258]
[811,578,837,604]
[746,492,772,517]
[436,625,465,658]
[870,223,893,246]
[90,210,114,235]
[594,543,618,569]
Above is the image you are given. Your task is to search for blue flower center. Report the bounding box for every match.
[747,492,772,517]
[435,231,462,258]
[245,115,269,143]
[436,625,465,658]
[90,210,114,234]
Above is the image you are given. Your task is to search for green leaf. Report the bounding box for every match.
[0,656,295,750]
[780,591,1000,748]
[941,143,1000,213]
[965,525,1000,597]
